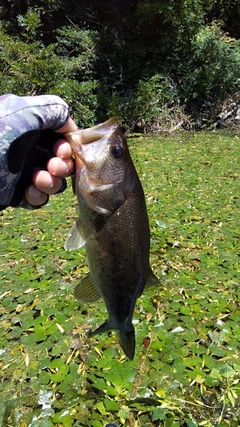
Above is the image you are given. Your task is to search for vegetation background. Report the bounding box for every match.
[1,131,240,427]
[0,0,240,131]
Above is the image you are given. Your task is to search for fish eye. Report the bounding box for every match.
[111,144,124,158]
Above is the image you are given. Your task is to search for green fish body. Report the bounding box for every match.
[64,119,158,360]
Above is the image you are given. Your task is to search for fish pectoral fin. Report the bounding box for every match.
[64,218,85,250]
[74,274,101,302]
[146,268,160,289]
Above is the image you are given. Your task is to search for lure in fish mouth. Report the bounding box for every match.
[64,118,159,360]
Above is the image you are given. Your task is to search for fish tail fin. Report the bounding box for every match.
[89,320,111,337]
[89,321,136,360]
[118,327,135,361]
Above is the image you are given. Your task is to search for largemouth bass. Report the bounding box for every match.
[64,118,159,360]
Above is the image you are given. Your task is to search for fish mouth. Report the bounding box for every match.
[64,131,106,172]
[64,117,118,146]
[63,117,119,171]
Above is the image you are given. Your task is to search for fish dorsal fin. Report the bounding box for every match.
[74,274,101,302]
[64,218,85,250]
[146,268,160,289]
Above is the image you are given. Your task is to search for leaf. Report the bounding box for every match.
[95,401,107,416]
[152,407,166,421]
[103,399,119,411]
[186,420,198,427]
[118,405,130,419]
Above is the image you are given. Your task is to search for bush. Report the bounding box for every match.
[178,22,240,104]
[107,74,189,132]
[0,26,99,127]
[1,3,240,131]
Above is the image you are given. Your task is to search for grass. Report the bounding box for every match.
[0,129,240,427]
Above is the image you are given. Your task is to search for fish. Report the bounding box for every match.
[64,118,159,360]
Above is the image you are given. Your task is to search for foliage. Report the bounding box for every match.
[108,74,186,133]
[178,23,240,106]
[208,0,240,39]
[1,1,240,130]
[0,25,98,127]
[17,7,42,42]
[0,130,240,426]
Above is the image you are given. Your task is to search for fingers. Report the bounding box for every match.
[25,135,75,206]
[33,170,64,195]
[55,116,78,133]
[52,138,73,159]
[25,185,48,206]
[47,157,74,177]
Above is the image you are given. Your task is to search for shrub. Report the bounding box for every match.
[0,26,99,127]
[178,22,240,104]
[107,74,188,132]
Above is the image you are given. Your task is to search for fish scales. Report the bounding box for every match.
[64,118,159,360]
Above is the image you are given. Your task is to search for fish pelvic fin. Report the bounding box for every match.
[64,218,85,250]
[146,268,160,289]
[74,274,101,302]
[89,321,136,360]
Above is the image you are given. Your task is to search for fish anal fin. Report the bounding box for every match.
[74,274,100,302]
[64,218,85,250]
[146,268,160,289]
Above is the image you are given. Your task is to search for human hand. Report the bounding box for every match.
[25,117,77,207]
[0,94,78,210]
